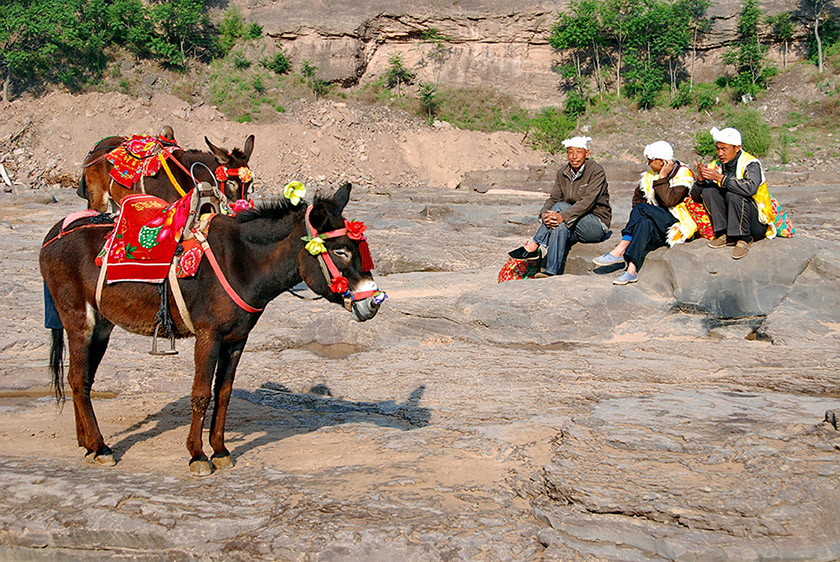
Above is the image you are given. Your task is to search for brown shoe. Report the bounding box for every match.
[732,239,751,259]
[533,272,553,279]
[708,234,728,249]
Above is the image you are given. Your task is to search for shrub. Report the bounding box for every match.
[727,109,772,157]
[694,83,719,112]
[433,86,529,132]
[528,108,576,155]
[261,52,291,75]
[564,91,587,118]
[693,130,716,158]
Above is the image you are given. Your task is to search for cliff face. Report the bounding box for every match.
[239,1,812,108]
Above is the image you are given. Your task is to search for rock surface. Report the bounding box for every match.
[0,179,838,560]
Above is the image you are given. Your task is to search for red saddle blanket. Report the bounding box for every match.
[97,193,193,283]
[105,135,179,188]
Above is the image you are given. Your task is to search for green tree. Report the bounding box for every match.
[674,0,712,89]
[421,27,452,85]
[598,0,644,98]
[550,0,605,98]
[767,12,794,68]
[417,82,439,123]
[722,0,774,97]
[151,0,212,66]
[385,52,415,97]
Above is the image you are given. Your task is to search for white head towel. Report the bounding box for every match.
[562,136,592,149]
[710,127,742,146]
[643,140,674,160]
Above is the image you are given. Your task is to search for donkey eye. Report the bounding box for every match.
[333,248,352,261]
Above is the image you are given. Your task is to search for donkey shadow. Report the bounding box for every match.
[108,383,430,461]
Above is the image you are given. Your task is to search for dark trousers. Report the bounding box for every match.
[621,203,677,271]
[701,187,766,242]
[44,281,63,330]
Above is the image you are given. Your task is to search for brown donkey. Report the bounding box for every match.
[40,184,384,476]
[79,134,255,212]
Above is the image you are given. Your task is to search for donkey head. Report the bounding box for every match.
[205,135,255,203]
[300,183,384,322]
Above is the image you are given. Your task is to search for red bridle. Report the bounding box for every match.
[304,206,381,310]
[215,165,254,200]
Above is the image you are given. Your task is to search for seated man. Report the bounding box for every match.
[593,141,697,285]
[691,127,776,259]
[508,136,611,277]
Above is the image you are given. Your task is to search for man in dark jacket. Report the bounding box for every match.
[509,136,612,276]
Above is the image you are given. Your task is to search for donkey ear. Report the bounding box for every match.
[243,135,255,160]
[205,137,231,165]
[332,183,352,214]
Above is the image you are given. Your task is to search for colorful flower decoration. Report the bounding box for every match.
[303,236,327,255]
[372,291,388,305]
[214,166,229,182]
[344,220,366,240]
[330,276,349,294]
[284,181,306,206]
[179,247,202,277]
[232,199,254,214]
[238,167,254,183]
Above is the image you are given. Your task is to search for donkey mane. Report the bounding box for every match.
[235,198,298,224]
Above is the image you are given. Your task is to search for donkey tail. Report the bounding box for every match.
[49,328,65,403]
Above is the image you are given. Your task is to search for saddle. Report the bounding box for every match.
[105,135,181,188]
[96,183,226,354]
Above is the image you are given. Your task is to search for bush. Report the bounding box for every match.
[528,108,576,155]
[261,52,291,75]
[694,83,719,112]
[433,86,530,132]
[564,91,587,118]
[670,82,692,109]
[727,109,772,157]
[693,108,772,159]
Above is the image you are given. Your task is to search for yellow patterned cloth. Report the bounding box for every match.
[639,164,698,246]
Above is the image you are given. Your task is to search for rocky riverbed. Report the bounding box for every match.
[0,178,837,561]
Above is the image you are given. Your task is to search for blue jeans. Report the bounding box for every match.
[533,202,609,275]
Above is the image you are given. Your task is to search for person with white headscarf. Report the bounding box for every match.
[690,127,777,259]
[508,135,612,277]
[592,141,698,284]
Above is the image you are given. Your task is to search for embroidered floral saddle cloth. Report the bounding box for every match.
[105,135,180,188]
[96,192,207,284]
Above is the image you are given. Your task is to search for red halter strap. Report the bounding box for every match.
[305,206,377,304]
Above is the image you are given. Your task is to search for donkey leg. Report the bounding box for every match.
[66,314,115,465]
[187,332,222,477]
[209,339,248,471]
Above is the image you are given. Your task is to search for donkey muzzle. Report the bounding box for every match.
[350,296,382,322]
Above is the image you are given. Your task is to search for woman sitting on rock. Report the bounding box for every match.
[592,141,699,285]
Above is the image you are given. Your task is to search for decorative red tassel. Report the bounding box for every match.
[358,239,374,272]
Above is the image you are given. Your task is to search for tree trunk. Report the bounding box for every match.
[691,27,698,90]
[592,40,604,98]
[816,14,824,73]
[616,45,622,98]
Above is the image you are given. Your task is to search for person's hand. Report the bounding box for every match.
[659,159,675,178]
[701,167,724,183]
[541,211,563,228]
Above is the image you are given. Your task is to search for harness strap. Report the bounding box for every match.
[192,230,262,313]
[159,153,188,197]
[168,261,195,333]
[95,247,109,310]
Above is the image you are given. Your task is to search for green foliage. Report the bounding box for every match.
[694,82,720,111]
[722,0,775,97]
[261,52,292,75]
[218,6,260,56]
[727,109,772,157]
[564,91,588,117]
[670,82,692,108]
[230,50,251,70]
[209,56,282,122]
[417,82,439,123]
[300,60,316,78]
[385,52,416,97]
[777,131,795,164]
[693,108,773,158]
[527,108,577,155]
[807,13,840,62]
[693,130,716,157]
[433,86,530,132]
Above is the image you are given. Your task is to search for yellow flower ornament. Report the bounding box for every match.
[284,181,306,205]
[304,236,326,255]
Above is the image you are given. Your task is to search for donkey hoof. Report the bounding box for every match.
[189,459,213,477]
[84,450,116,467]
[211,454,234,471]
